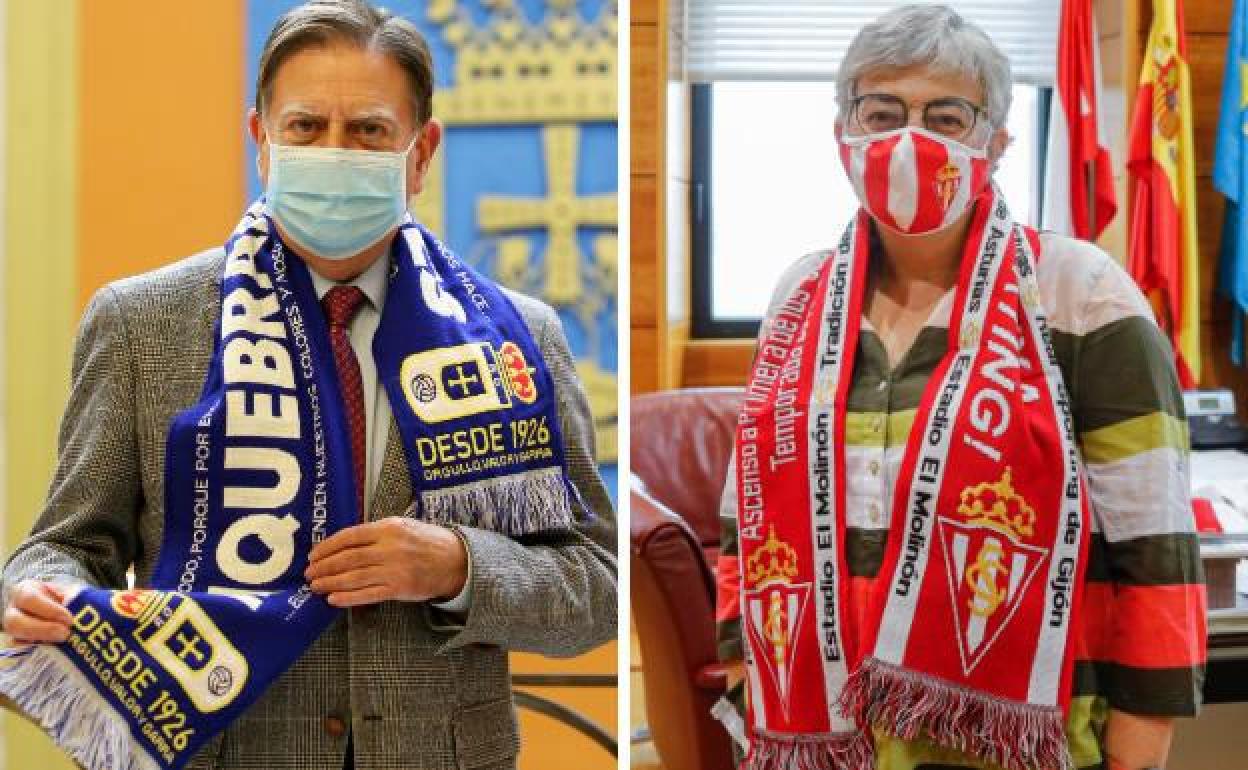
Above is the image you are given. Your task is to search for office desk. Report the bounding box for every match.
[1205,593,1248,704]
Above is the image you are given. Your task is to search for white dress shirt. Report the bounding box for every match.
[307,254,472,612]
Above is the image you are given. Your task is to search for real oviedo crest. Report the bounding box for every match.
[400,341,540,424]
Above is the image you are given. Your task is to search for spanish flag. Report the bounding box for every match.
[1127,0,1201,388]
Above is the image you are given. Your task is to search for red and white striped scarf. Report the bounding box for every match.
[735,185,1089,770]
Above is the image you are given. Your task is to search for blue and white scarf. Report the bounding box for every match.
[0,202,576,770]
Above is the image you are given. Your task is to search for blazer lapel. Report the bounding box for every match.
[369,414,414,521]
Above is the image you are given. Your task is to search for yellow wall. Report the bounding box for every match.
[4,0,79,766]
[512,646,618,770]
[3,1,615,767]
[77,0,246,307]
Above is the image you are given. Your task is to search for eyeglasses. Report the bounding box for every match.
[849,93,987,142]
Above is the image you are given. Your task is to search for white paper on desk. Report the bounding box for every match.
[1203,495,1248,535]
[1190,449,1248,485]
[1190,450,1248,535]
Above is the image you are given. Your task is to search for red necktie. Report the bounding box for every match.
[321,285,368,519]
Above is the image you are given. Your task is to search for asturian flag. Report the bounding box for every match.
[1127,0,1201,388]
[1042,0,1117,240]
[1215,0,1248,365]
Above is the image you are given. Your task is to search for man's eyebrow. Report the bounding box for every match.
[276,103,328,119]
[346,107,400,124]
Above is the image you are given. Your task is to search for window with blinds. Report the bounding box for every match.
[685,0,1060,85]
[685,2,1055,335]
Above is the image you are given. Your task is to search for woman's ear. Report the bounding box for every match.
[988,127,1011,167]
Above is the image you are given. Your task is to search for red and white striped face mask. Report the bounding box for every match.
[838,126,992,236]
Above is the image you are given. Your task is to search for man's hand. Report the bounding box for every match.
[305,518,468,607]
[725,659,746,690]
[3,580,74,644]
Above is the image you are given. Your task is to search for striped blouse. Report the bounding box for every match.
[715,230,1207,770]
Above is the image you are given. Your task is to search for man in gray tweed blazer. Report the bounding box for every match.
[0,2,616,769]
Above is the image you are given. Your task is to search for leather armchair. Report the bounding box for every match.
[630,387,744,770]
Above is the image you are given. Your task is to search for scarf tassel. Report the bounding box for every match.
[0,644,159,770]
[744,728,875,770]
[420,466,575,536]
[840,657,1073,770]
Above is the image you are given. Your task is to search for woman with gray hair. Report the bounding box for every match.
[714,5,1204,770]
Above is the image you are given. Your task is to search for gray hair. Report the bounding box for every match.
[836,4,1013,129]
[255,0,435,124]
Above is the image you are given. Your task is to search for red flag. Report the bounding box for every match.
[1127,0,1201,387]
[1042,0,1118,240]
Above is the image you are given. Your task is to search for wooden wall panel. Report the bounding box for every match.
[631,23,660,178]
[633,0,659,25]
[631,326,660,394]
[1189,35,1231,177]
[631,5,665,395]
[631,0,691,394]
[632,174,659,328]
[682,340,752,388]
[1197,187,1227,324]
[1183,0,1234,35]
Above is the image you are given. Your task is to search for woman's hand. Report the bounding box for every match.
[1104,709,1172,769]
[2,580,74,643]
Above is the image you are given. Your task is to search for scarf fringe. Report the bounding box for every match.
[744,728,874,770]
[421,466,574,535]
[0,644,159,770]
[839,657,1073,770]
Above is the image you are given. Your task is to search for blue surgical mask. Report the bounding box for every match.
[264,138,416,260]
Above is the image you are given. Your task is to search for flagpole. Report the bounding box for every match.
[1087,162,1096,241]
[1085,0,1102,241]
